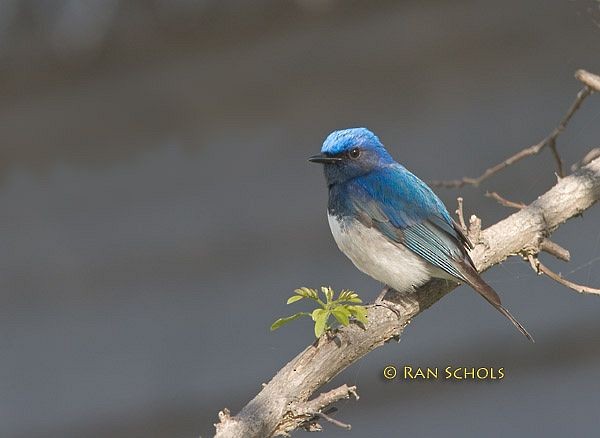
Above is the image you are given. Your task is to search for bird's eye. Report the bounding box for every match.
[348,148,361,159]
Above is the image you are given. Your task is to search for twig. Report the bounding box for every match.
[527,254,600,296]
[467,214,481,244]
[273,384,359,435]
[486,191,526,209]
[572,148,600,172]
[430,70,596,188]
[456,197,467,231]
[540,240,571,262]
[527,253,539,273]
[300,384,359,412]
[305,411,352,431]
[575,69,600,92]
[549,139,564,177]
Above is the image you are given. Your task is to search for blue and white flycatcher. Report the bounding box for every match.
[309,128,533,341]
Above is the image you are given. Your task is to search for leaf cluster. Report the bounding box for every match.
[270,287,368,337]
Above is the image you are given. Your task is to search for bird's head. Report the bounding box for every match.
[309,128,393,185]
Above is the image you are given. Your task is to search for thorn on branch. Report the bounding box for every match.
[527,254,600,296]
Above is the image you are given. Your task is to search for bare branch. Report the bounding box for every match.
[467,214,482,243]
[301,385,359,413]
[305,411,352,431]
[272,384,359,436]
[527,254,600,296]
[486,191,526,209]
[540,239,571,262]
[549,139,564,177]
[430,71,595,188]
[214,155,600,438]
[575,69,600,92]
[572,148,600,172]
[455,197,467,231]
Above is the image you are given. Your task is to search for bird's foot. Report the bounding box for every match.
[375,286,392,304]
[373,288,403,320]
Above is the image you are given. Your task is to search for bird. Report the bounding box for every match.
[309,127,533,342]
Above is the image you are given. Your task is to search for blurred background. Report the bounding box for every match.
[2,1,600,437]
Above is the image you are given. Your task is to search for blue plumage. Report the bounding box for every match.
[309,127,533,341]
[322,128,387,156]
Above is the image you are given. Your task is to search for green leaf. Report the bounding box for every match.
[311,308,327,321]
[270,312,310,331]
[314,310,330,337]
[272,287,367,337]
[337,290,362,304]
[331,306,351,326]
[347,305,368,325]
[347,292,362,303]
[295,287,319,301]
[294,287,308,297]
[293,288,306,297]
[286,295,304,304]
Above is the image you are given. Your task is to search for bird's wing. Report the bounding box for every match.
[349,165,471,281]
[347,165,533,342]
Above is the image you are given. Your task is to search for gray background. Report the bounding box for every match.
[2,1,600,437]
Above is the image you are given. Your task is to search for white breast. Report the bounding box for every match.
[328,213,438,293]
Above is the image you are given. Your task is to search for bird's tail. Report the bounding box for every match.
[457,260,534,342]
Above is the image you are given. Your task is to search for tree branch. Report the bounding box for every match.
[430,69,600,188]
[214,155,600,438]
[527,254,600,296]
[486,191,527,209]
[455,197,467,231]
[278,384,359,434]
[540,239,571,262]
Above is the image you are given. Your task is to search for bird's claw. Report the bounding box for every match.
[375,286,392,303]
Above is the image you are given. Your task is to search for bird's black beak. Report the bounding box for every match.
[308,153,342,164]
